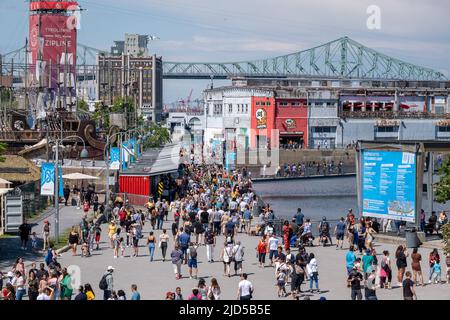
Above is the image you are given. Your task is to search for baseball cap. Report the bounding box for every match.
[107,266,115,271]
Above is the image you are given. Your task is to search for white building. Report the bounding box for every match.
[203,87,273,152]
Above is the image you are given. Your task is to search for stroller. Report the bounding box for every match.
[298,226,314,247]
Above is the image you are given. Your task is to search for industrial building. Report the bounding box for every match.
[96,53,163,122]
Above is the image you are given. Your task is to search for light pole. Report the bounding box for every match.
[51,135,89,243]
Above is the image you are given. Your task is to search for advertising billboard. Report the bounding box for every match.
[361,150,416,222]
[29,14,77,88]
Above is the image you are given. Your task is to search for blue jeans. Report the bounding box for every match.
[15,288,26,300]
[148,243,156,261]
[309,272,319,290]
[157,217,164,229]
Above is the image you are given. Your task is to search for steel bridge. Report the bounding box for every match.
[1,36,446,81]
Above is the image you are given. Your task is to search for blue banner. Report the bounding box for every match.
[58,165,63,197]
[110,147,120,170]
[40,162,55,196]
[225,152,237,172]
[361,150,416,222]
[129,138,136,163]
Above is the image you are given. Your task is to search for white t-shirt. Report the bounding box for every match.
[268,237,279,251]
[37,293,51,300]
[238,280,253,297]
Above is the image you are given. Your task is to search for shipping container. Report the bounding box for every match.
[119,175,151,206]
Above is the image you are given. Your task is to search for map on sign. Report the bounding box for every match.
[361,150,416,222]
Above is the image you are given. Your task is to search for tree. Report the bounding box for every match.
[77,99,89,112]
[435,155,450,203]
[143,124,171,149]
[0,142,6,162]
[442,224,450,255]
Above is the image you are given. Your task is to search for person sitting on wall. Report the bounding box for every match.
[425,211,438,235]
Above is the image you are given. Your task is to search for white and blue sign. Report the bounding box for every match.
[41,162,64,197]
[110,147,120,170]
[122,141,131,171]
[361,150,416,222]
[40,162,55,196]
[129,138,136,164]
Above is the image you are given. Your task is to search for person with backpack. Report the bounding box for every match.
[205,228,216,263]
[233,241,245,276]
[318,217,332,246]
[380,250,392,289]
[171,244,184,280]
[221,241,234,277]
[178,227,191,265]
[99,266,114,300]
[187,242,199,279]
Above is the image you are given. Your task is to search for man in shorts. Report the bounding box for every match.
[187,243,198,279]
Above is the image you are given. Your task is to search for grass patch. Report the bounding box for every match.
[0,234,16,239]
[48,228,71,250]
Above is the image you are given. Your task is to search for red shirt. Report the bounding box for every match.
[257,241,267,254]
[118,211,127,221]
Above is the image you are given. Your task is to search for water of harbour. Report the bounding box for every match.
[252,176,450,227]
[253,176,357,223]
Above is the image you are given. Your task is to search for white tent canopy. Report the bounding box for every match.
[62,173,99,180]
[0,178,12,185]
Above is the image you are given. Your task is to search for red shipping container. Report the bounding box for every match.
[119,175,151,197]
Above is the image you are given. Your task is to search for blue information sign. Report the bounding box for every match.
[361,150,416,222]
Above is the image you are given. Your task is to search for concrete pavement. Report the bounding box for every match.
[0,204,88,272]
[56,216,450,300]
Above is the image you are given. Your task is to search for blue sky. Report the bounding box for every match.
[1,0,449,103]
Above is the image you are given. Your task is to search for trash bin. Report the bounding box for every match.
[405,227,421,248]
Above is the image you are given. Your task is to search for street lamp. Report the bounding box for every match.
[50,135,89,243]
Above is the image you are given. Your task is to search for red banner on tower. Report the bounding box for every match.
[29,14,77,88]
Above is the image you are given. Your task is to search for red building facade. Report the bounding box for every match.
[250,95,308,149]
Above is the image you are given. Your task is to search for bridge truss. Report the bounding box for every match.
[0,36,447,81]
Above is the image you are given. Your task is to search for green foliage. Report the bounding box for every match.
[77,99,89,112]
[0,142,6,162]
[111,97,135,113]
[435,155,450,203]
[442,224,450,255]
[143,124,171,148]
[93,102,110,129]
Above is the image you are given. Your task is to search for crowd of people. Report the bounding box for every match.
[274,161,345,178]
[2,151,450,301]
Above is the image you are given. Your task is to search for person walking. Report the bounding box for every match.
[159,229,169,262]
[237,273,254,300]
[18,220,32,250]
[256,237,267,268]
[27,271,39,301]
[147,231,157,262]
[307,253,319,293]
[403,271,417,300]
[221,242,234,277]
[100,266,114,300]
[428,249,440,284]
[187,242,199,279]
[68,227,80,256]
[205,228,216,263]
[411,248,424,286]
[345,246,356,275]
[334,217,346,249]
[12,271,26,300]
[395,245,408,287]
[131,284,141,300]
[380,250,392,289]
[364,269,378,300]
[347,266,363,300]
[268,234,279,267]
[60,268,73,300]
[171,244,183,280]
[42,220,51,251]
[233,241,245,276]
[207,278,221,300]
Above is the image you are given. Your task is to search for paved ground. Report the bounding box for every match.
[0,204,88,271]
[47,217,450,300]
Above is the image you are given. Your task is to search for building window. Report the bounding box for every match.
[376,126,399,133]
[245,104,248,113]
[279,102,289,107]
[438,126,450,132]
[228,104,233,113]
[256,101,260,106]
[266,101,271,106]
[313,127,336,133]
